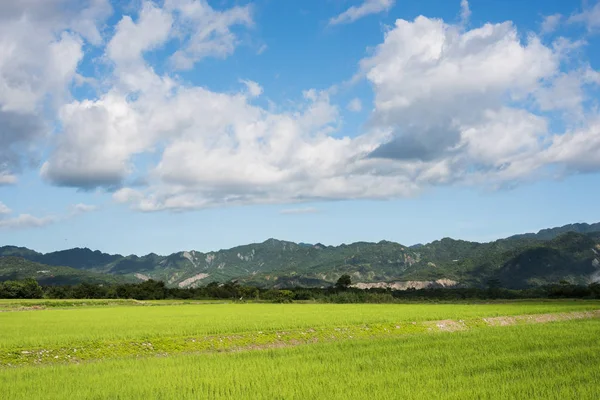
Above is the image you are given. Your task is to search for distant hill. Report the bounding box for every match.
[507,222,600,241]
[0,257,132,286]
[0,246,122,269]
[1,221,599,289]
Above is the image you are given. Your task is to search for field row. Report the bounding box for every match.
[2,301,600,351]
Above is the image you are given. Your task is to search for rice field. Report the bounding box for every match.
[1,300,599,399]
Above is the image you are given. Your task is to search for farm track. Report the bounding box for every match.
[2,309,599,368]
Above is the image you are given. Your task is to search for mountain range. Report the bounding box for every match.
[1,222,600,289]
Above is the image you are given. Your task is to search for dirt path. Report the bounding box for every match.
[428,310,600,332]
[483,310,600,326]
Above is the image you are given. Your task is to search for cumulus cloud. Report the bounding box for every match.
[166,0,253,69]
[0,202,11,215]
[361,17,556,181]
[3,0,600,212]
[42,1,255,189]
[0,173,17,185]
[69,0,113,45]
[541,118,600,173]
[541,14,562,35]
[0,201,58,229]
[241,80,264,97]
[44,2,600,211]
[0,214,58,230]
[0,0,112,45]
[362,18,557,124]
[329,0,394,26]
[460,0,471,25]
[109,87,391,211]
[41,93,146,188]
[0,111,46,180]
[0,0,110,181]
[0,202,97,230]
[569,1,600,32]
[358,11,600,189]
[534,67,600,116]
[113,187,144,204]
[106,2,172,67]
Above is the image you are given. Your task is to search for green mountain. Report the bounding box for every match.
[0,257,132,286]
[1,222,599,289]
[0,246,122,269]
[401,232,600,289]
[507,222,600,241]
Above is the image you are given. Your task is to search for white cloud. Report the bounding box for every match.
[362,18,556,123]
[113,187,144,204]
[329,0,394,26]
[569,2,600,32]
[106,2,172,66]
[0,0,110,181]
[0,1,112,45]
[128,88,361,210]
[459,108,547,165]
[0,0,596,213]
[69,0,113,45]
[541,13,562,35]
[0,202,98,230]
[0,202,11,215]
[42,1,255,189]
[0,173,17,185]
[460,0,471,25]
[0,22,83,179]
[541,118,600,173]
[45,5,600,211]
[105,2,174,94]
[534,67,600,116]
[279,207,319,215]
[42,93,147,188]
[347,98,363,112]
[71,203,98,213]
[0,29,84,114]
[257,44,268,55]
[0,214,58,230]
[362,19,555,124]
[241,80,264,97]
[359,14,600,188]
[166,0,253,69]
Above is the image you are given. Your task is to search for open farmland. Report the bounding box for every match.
[1,301,600,399]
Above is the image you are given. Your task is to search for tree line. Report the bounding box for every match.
[1,275,600,302]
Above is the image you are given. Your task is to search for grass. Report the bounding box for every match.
[1,300,599,398]
[2,300,599,351]
[1,319,599,399]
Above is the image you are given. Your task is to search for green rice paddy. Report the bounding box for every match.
[1,300,599,399]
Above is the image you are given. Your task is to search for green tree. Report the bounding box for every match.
[336,274,352,290]
[20,278,44,298]
[0,279,43,299]
[486,278,502,299]
[588,282,600,299]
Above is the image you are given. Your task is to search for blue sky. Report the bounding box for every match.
[1,0,600,256]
